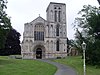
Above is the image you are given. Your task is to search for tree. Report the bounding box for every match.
[0,0,12,49]
[0,28,21,55]
[73,5,100,66]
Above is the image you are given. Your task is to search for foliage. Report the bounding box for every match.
[0,29,21,55]
[67,38,69,49]
[86,39,100,66]
[0,0,12,49]
[73,5,100,66]
[0,56,56,75]
[54,56,100,75]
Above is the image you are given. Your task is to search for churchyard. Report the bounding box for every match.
[0,56,100,75]
[54,56,100,75]
[0,56,56,75]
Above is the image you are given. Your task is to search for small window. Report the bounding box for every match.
[54,7,56,9]
[58,7,61,9]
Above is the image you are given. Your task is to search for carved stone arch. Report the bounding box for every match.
[32,44,46,59]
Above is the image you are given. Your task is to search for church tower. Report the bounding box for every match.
[21,2,67,59]
[46,2,67,38]
[46,2,66,24]
[46,2,67,54]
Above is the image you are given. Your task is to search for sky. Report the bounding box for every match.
[6,0,99,41]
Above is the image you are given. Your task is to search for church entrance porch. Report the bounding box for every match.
[33,44,46,59]
[36,48,42,59]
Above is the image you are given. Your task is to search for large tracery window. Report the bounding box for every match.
[34,24,44,41]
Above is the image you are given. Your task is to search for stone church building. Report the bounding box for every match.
[21,2,67,59]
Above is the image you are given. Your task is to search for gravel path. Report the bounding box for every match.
[39,59,77,75]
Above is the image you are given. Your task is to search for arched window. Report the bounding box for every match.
[56,39,59,51]
[54,11,57,22]
[51,40,53,50]
[54,7,57,9]
[56,24,59,36]
[58,11,61,22]
[34,24,44,41]
[46,40,49,49]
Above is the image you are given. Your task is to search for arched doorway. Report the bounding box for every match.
[33,45,46,59]
[36,48,42,59]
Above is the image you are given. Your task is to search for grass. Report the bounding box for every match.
[0,56,56,75]
[53,56,100,75]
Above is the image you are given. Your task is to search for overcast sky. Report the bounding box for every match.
[6,0,99,41]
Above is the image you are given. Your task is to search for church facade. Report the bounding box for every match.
[21,2,67,59]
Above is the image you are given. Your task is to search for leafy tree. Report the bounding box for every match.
[0,0,12,49]
[73,5,100,66]
[0,28,21,55]
[67,38,70,50]
[74,29,84,54]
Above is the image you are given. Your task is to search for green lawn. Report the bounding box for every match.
[0,56,56,75]
[53,56,100,75]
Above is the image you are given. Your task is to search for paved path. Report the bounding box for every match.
[39,59,77,75]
